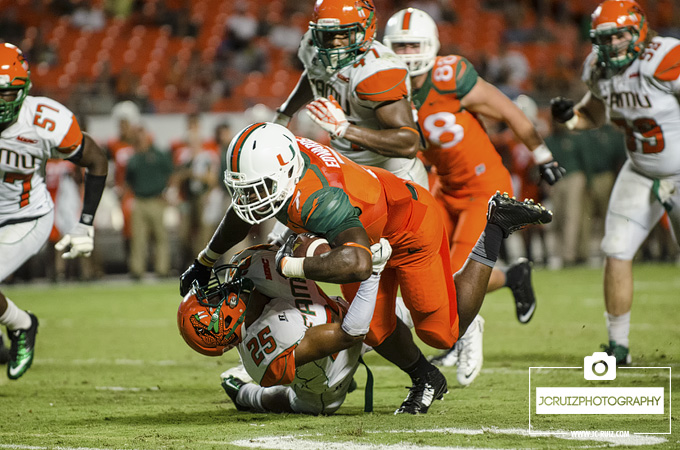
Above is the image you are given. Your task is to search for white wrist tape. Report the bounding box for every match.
[341,273,380,336]
[281,256,306,279]
[336,121,350,138]
[197,247,222,267]
[531,143,553,165]
[565,113,579,130]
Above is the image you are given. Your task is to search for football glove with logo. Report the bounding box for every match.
[306,95,350,138]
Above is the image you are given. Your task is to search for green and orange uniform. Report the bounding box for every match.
[275,135,459,349]
[415,55,514,271]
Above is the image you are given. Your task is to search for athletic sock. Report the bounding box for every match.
[403,352,437,381]
[469,223,504,268]
[0,298,32,330]
[237,383,267,413]
[606,311,631,348]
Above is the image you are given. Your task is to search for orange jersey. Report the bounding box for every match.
[415,55,510,196]
[276,137,426,245]
[276,137,459,348]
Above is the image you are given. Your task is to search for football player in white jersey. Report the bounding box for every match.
[551,0,680,364]
[272,0,428,188]
[178,239,391,414]
[0,43,108,379]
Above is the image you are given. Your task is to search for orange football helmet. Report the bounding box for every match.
[309,0,376,70]
[177,264,253,356]
[0,43,31,124]
[590,1,647,75]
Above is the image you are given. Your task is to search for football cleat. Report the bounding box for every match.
[220,375,251,412]
[456,315,485,386]
[487,192,553,238]
[601,341,632,365]
[7,312,38,380]
[219,362,254,385]
[506,258,537,324]
[429,344,459,368]
[394,368,448,415]
[0,333,9,365]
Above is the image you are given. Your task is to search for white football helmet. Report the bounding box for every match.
[383,8,440,76]
[224,122,304,225]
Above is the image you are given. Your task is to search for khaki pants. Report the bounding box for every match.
[129,196,170,277]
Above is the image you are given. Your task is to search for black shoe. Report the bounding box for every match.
[506,258,537,324]
[395,368,448,415]
[221,375,251,411]
[487,192,553,238]
[7,313,39,380]
[0,333,9,365]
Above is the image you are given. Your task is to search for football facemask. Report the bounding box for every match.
[383,8,440,76]
[224,122,304,225]
[590,0,647,76]
[177,264,254,356]
[309,0,376,71]
[0,43,31,125]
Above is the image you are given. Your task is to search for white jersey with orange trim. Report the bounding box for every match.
[230,247,363,410]
[0,96,82,226]
[583,36,680,178]
[298,32,426,183]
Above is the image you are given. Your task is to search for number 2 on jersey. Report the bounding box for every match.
[246,326,277,366]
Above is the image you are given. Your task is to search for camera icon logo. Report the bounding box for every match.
[584,352,617,380]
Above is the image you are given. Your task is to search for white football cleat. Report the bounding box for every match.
[456,315,485,386]
[220,362,254,384]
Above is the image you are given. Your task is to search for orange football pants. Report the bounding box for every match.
[432,171,513,272]
[342,184,458,349]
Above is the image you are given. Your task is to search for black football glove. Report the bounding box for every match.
[179,259,212,296]
[550,97,575,123]
[275,234,297,277]
[538,160,567,185]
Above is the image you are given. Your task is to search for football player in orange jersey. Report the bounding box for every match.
[0,43,109,379]
[179,122,552,414]
[383,8,565,382]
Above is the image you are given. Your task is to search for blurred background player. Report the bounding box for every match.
[0,43,108,379]
[551,0,680,364]
[179,240,390,415]
[179,122,552,413]
[382,8,565,379]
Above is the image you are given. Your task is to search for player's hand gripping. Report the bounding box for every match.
[305,95,350,138]
[370,238,392,275]
[179,260,212,296]
[531,144,566,186]
[550,97,575,123]
[275,234,298,278]
[55,223,94,259]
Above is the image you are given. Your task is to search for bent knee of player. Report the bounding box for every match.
[600,232,637,260]
[414,327,455,350]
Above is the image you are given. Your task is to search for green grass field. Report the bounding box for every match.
[1,263,678,449]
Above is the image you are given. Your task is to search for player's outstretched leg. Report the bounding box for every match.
[487,191,553,238]
[505,258,537,324]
